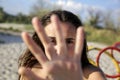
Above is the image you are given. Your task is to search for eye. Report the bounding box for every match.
[50,38,56,45]
[66,39,74,44]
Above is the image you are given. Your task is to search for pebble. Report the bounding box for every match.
[0,33,119,80]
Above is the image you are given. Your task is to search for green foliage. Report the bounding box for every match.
[30,9,50,19]
[84,9,103,28]
[29,0,61,19]
[85,26,120,45]
[0,7,5,22]
[0,26,21,32]
[0,7,32,24]
[24,24,33,31]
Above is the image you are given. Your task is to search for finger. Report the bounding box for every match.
[18,67,44,80]
[32,17,57,60]
[74,27,84,61]
[21,32,48,64]
[51,15,67,56]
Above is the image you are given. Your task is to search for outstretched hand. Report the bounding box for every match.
[19,15,84,80]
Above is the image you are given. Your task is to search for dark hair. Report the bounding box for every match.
[18,10,90,79]
[41,10,82,27]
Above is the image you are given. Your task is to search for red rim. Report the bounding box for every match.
[113,42,120,48]
[96,46,120,78]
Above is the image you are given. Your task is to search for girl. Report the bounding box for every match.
[18,10,106,80]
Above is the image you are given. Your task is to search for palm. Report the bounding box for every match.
[19,15,84,80]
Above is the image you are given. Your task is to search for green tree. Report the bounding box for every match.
[103,11,115,31]
[0,7,5,22]
[115,10,120,31]
[85,9,103,28]
[30,0,61,18]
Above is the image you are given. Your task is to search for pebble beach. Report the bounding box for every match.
[0,32,25,80]
[0,32,119,80]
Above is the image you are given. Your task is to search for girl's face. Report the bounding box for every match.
[31,21,77,76]
[45,21,76,56]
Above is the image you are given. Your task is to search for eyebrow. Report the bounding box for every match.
[48,37,55,40]
[48,37,75,40]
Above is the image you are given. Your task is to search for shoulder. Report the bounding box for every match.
[83,64,106,80]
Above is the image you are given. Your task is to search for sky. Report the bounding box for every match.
[0,0,120,16]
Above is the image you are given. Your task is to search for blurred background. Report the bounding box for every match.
[0,0,120,44]
[0,0,120,80]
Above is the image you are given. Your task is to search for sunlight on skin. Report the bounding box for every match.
[19,15,84,80]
